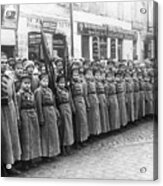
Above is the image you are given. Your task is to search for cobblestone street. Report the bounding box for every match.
[19,119,156,180]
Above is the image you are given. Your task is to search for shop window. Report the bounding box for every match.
[92,36,100,60]
[111,38,116,59]
[1,46,15,58]
[133,40,137,60]
[81,35,90,59]
[53,34,66,59]
[100,37,107,59]
[118,39,123,61]
[28,32,41,60]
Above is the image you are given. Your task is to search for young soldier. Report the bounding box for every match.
[132,70,140,121]
[70,67,89,148]
[1,54,21,176]
[115,70,128,127]
[23,60,39,92]
[94,68,110,133]
[105,70,120,130]
[144,71,154,116]
[137,69,146,119]
[35,74,60,162]
[17,73,41,170]
[124,70,135,123]
[84,67,101,137]
[13,61,23,92]
[56,75,74,155]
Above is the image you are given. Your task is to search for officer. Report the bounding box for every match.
[1,53,21,176]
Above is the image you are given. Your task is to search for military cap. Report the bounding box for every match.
[55,57,63,65]
[23,60,34,70]
[56,74,65,83]
[84,66,92,75]
[8,57,15,62]
[39,73,49,80]
[21,71,32,81]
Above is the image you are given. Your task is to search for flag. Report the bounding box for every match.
[40,22,56,93]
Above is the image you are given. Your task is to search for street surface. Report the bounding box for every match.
[19,119,156,180]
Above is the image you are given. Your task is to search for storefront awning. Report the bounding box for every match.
[1,29,16,46]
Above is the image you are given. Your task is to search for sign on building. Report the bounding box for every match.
[1,5,19,29]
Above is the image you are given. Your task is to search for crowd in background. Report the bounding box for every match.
[1,52,157,177]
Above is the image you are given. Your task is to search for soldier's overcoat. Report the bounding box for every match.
[1,74,21,164]
[35,87,60,157]
[17,89,41,161]
[105,81,120,130]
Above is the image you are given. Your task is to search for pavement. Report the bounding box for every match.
[18,118,157,181]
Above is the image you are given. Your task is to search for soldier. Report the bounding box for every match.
[115,70,128,127]
[13,61,23,92]
[23,60,39,92]
[124,70,135,123]
[1,53,21,176]
[144,71,154,116]
[84,67,101,137]
[35,74,60,162]
[70,67,89,148]
[105,70,120,130]
[132,70,140,121]
[94,68,110,133]
[56,75,74,155]
[138,69,146,119]
[17,73,41,170]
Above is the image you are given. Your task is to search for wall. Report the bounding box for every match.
[122,40,133,60]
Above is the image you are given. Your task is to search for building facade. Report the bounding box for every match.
[1,1,155,61]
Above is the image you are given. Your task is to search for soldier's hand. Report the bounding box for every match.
[56,109,60,119]
[40,121,45,126]
[87,106,90,112]
[17,119,21,130]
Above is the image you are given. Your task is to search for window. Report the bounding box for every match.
[92,36,100,60]
[111,38,116,59]
[28,32,41,60]
[81,35,90,59]
[100,37,107,59]
[118,39,123,61]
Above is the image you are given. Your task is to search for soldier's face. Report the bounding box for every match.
[40,77,49,88]
[21,79,31,91]
[57,61,63,71]
[9,60,15,68]
[94,72,101,80]
[41,66,46,74]
[85,70,92,79]
[106,75,113,82]
[15,64,23,77]
[58,78,65,88]
[1,57,7,73]
[26,66,34,75]
[115,75,121,82]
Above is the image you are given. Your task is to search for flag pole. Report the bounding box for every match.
[70,3,74,58]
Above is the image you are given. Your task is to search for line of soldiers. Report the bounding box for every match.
[1,52,157,177]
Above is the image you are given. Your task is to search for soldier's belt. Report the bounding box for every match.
[21,106,35,110]
[97,92,105,95]
[42,102,54,107]
[117,91,124,94]
[88,92,96,95]
[73,93,83,97]
[59,101,70,105]
[108,92,116,96]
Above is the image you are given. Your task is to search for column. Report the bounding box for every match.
[107,37,111,58]
[89,36,93,61]
[115,38,118,61]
